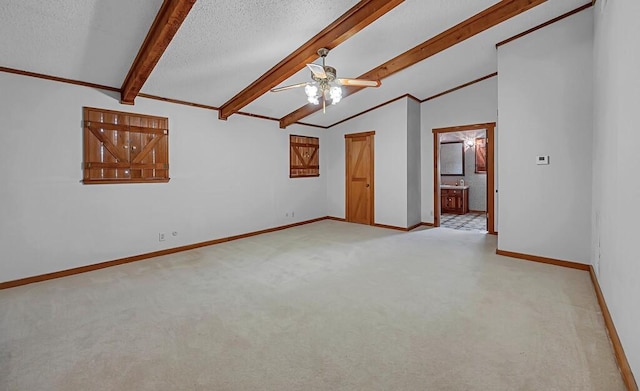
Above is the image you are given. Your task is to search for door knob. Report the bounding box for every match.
[366,184,370,188]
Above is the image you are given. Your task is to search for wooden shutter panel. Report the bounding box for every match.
[83,107,169,184]
[290,135,319,178]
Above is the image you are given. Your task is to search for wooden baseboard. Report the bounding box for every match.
[496,249,590,271]
[420,222,435,227]
[589,267,638,391]
[497,249,637,388]
[407,222,423,231]
[373,222,424,231]
[0,216,330,290]
[373,223,406,231]
[325,216,347,222]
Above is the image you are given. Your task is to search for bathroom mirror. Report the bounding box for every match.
[440,141,464,176]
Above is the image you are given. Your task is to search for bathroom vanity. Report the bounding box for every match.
[441,185,469,214]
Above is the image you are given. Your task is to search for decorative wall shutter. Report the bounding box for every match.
[83,107,169,184]
[289,135,319,178]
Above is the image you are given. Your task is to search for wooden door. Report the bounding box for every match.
[345,131,375,225]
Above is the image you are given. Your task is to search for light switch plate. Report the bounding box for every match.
[536,155,550,165]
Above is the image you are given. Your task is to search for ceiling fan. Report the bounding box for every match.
[270,48,382,112]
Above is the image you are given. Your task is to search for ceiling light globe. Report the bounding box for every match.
[305,84,318,98]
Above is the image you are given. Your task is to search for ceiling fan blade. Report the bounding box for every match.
[337,78,381,87]
[270,82,309,93]
[307,63,327,79]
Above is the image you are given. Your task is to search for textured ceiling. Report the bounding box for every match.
[0,0,591,128]
[0,0,163,87]
[142,0,360,106]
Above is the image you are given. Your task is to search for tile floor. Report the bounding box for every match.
[441,212,487,232]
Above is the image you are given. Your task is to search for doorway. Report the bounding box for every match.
[345,131,375,225]
[432,123,495,234]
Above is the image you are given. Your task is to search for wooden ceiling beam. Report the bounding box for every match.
[279,0,547,128]
[120,0,197,105]
[217,0,404,120]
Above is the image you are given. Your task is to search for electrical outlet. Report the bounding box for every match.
[159,233,166,242]
[285,212,289,217]
[291,211,295,218]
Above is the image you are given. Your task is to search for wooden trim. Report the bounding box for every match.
[236,111,282,123]
[0,65,490,132]
[279,0,546,128]
[218,0,404,120]
[589,267,639,391]
[344,131,376,138]
[407,222,422,231]
[328,94,417,128]
[486,126,496,234]
[422,73,498,102]
[496,2,593,48]
[373,223,407,231]
[433,122,497,133]
[0,64,319,130]
[136,95,326,129]
[82,178,171,185]
[84,162,168,170]
[86,122,168,135]
[120,0,197,104]
[495,247,637,389]
[293,121,330,130]
[372,222,423,231]
[496,249,590,271]
[138,93,219,111]
[433,122,496,231]
[0,66,120,92]
[0,216,330,290]
[325,216,347,222]
[421,222,435,227]
[433,132,440,227]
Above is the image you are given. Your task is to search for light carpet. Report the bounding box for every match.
[0,221,624,390]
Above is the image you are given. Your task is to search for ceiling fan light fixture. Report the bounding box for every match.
[305,84,320,105]
[270,48,380,111]
[329,85,342,105]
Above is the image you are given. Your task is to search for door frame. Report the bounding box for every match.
[345,131,375,225]
[432,123,496,234]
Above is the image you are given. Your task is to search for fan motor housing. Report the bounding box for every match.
[311,66,337,82]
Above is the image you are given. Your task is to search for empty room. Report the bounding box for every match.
[1,0,638,390]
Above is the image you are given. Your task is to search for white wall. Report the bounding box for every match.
[420,77,497,223]
[593,0,640,380]
[407,98,421,227]
[326,98,409,228]
[497,9,593,263]
[0,72,326,282]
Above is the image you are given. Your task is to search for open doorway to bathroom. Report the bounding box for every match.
[432,123,495,234]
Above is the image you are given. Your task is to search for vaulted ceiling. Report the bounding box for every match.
[0,0,590,128]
